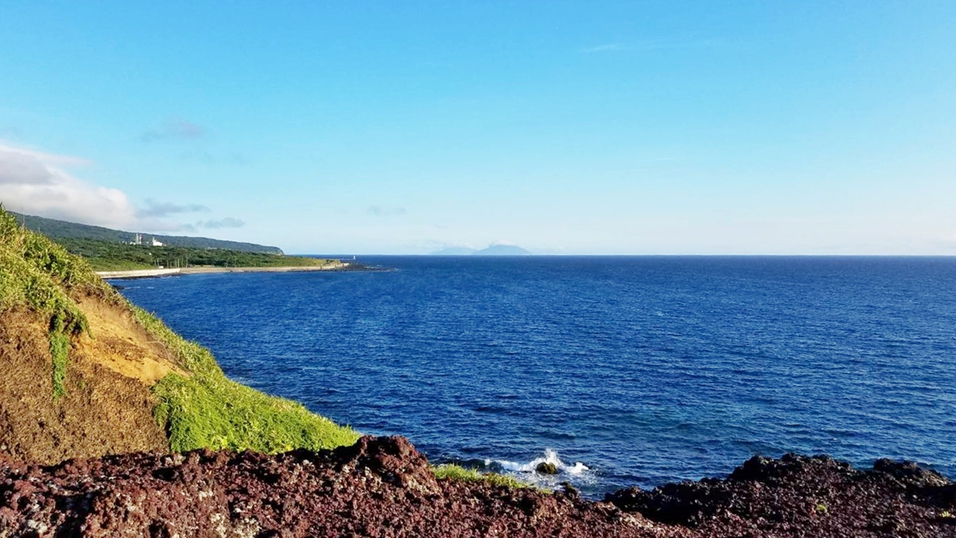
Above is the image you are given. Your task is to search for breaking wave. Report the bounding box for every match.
[488,449,595,489]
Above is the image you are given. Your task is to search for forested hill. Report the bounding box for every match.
[9,211,283,254]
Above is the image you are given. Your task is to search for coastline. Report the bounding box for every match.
[2,438,953,537]
[97,260,350,279]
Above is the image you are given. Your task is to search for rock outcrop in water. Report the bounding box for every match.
[1,436,954,537]
[536,461,559,475]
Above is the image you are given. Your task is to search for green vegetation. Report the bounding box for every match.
[0,218,106,326]
[432,464,531,489]
[49,328,70,398]
[0,207,110,398]
[134,306,360,453]
[153,372,359,453]
[10,211,283,254]
[0,207,529,492]
[1,205,358,451]
[57,238,332,271]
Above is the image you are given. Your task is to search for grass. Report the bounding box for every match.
[57,237,335,272]
[152,372,359,453]
[432,464,531,489]
[0,206,111,398]
[1,205,359,451]
[132,305,360,453]
[49,328,70,399]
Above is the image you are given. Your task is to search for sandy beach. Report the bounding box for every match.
[97,261,349,279]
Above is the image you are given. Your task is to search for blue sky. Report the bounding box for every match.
[1,1,954,254]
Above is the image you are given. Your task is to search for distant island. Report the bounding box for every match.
[474,244,531,256]
[430,247,479,256]
[431,244,532,256]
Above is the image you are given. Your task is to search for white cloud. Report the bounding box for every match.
[367,205,407,217]
[579,43,627,53]
[138,198,210,218]
[196,217,245,229]
[0,149,54,185]
[580,39,719,54]
[0,142,138,228]
[937,232,956,249]
[0,142,238,234]
[141,117,205,142]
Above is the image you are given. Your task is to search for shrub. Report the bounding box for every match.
[432,464,530,489]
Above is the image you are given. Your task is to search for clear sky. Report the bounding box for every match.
[1,1,954,254]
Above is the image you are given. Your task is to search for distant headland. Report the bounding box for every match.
[10,211,283,254]
[9,210,328,272]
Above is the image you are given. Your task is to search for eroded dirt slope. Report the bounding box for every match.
[73,295,184,385]
[0,298,172,464]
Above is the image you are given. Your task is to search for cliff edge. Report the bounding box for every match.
[0,206,358,464]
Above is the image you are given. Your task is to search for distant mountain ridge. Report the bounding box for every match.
[430,247,478,256]
[9,212,283,254]
[474,244,531,256]
[430,244,532,256]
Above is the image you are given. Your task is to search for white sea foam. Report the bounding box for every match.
[490,449,595,489]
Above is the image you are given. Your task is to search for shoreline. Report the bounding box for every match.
[2,438,953,537]
[97,261,350,279]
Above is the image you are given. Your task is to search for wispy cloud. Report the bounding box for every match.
[137,198,210,218]
[179,149,215,165]
[141,117,206,143]
[936,232,956,250]
[196,217,245,229]
[368,205,407,217]
[0,126,23,139]
[580,39,719,53]
[177,149,248,167]
[579,43,627,53]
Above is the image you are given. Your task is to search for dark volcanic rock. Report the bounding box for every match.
[607,453,956,537]
[0,436,677,537]
[536,461,559,475]
[873,458,951,489]
[1,438,953,537]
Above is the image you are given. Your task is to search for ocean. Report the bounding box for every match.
[115,256,956,497]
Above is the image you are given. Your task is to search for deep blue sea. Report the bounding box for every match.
[116,256,956,497]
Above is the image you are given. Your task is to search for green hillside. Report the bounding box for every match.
[10,211,284,254]
[58,237,331,271]
[0,206,359,459]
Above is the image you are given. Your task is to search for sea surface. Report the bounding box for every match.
[116,256,956,497]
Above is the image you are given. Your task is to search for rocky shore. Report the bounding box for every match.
[3,211,953,536]
[1,436,953,537]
